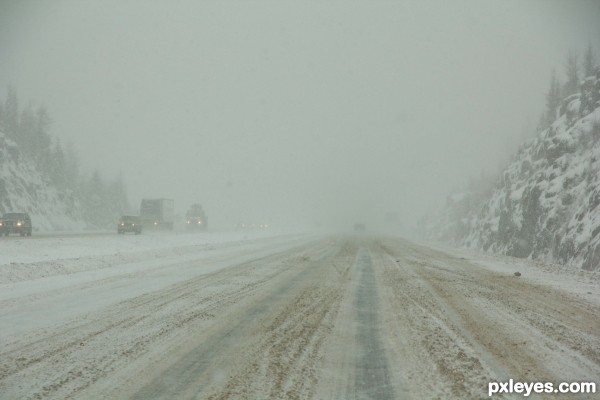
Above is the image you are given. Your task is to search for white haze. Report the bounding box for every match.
[1,0,600,232]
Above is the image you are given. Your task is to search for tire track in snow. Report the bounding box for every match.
[377,237,600,398]
[129,238,348,400]
[353,248,396,400]
[0,239,332,400]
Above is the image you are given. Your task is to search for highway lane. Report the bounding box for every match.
[1,235,598,399]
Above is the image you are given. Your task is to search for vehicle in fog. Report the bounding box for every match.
[139,199,175,230]
[185,204,207,230]
[117,215,142,235]
[0,212,32,236]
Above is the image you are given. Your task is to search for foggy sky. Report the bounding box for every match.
[2,0,600,231]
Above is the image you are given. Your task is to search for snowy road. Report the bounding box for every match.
[0,234,599,399]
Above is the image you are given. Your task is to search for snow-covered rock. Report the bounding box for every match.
[430,72,600,271]
[0,131,85,231]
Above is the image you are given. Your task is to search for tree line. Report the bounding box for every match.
[542,44,599,128]
[425,43,600,245]
[0,86,130,228]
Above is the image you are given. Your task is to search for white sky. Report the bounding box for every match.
[1,0,600,232]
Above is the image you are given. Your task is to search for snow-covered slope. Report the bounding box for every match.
[0,131,84,231]
[431,74,600,271]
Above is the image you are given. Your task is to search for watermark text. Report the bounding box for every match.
[488,379,596,397]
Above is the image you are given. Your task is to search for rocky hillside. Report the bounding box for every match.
[0,131,84,231]
[430,69,600,270]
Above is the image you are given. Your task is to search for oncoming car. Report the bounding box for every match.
[117,215,142,235]
[186,216,207,230]
[0,212,33,236]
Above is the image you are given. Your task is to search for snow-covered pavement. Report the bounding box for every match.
[0,233,598,399]
[0,230,315,342]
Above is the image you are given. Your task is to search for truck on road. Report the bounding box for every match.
[140,198,175,230]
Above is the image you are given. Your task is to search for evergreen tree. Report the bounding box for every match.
[33,105,52,169]
[64,141,80,190]
[18,103,36,151]
[544,69,561,127]
[4,86,19,138]
[583,43,595,77]
[0,87,132,228]
[563,50,580,97]
[80,170,131,228]
[107,173,130,217]
[82,170,108,228]
[50,139,67,188]
[0,103,4,132]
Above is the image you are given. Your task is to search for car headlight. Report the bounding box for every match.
[198,221,202,224]
[16,222,22,226]
[187,220,191,224]
[154,222,158,225]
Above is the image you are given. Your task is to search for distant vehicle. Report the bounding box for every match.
[186,203,207,230]
[140,198,175,230]
[117,215,142,235]
[0,212,32,236]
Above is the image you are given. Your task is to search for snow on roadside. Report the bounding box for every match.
[413,238,600,306]
[0,229,308,284]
